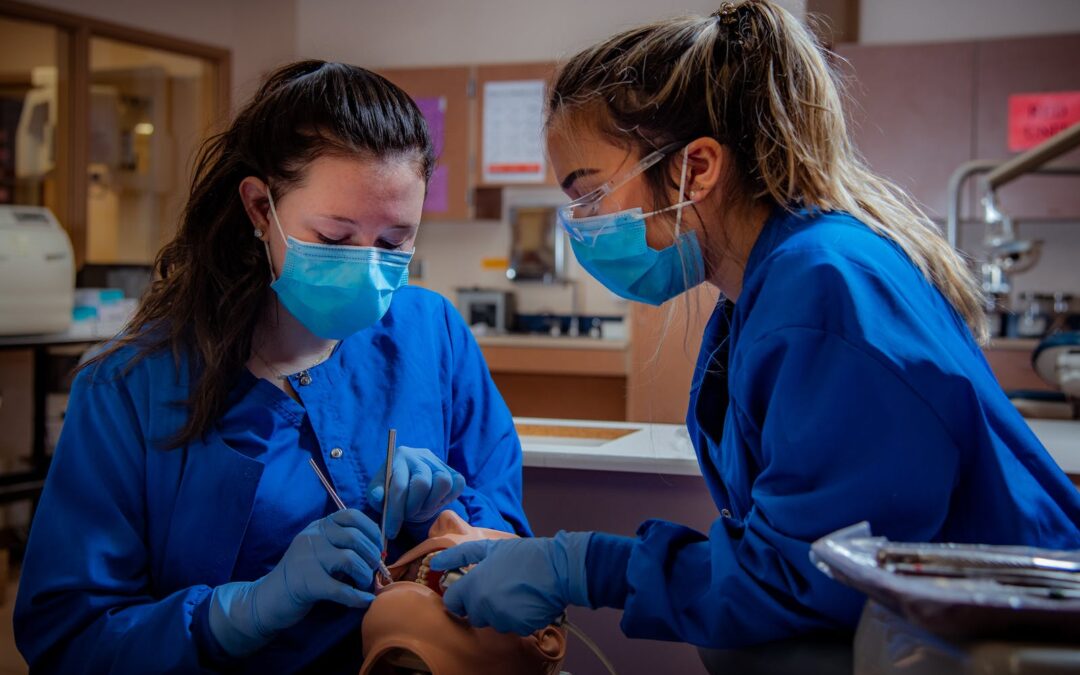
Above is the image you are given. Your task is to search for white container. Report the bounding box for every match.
[0,206,74,336]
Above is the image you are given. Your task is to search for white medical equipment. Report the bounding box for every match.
[0,205,75,336]
[1034,333,1080,400]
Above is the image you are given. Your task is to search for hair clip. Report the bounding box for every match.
[713,2,739,26]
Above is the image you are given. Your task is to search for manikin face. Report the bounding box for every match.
[359,511,566,675]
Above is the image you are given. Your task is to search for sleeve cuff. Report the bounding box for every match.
[191,590,236,668]
[585,532,635,610]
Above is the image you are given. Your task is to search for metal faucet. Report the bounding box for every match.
[566,279,580,337]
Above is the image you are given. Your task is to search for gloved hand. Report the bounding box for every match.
[366,446,466,539]
[208,509,382,656]
[429,531,594,635]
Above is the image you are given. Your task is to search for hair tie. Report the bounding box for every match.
[712,2,739,26]
[710,1,754,49]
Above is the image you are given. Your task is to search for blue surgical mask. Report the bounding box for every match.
[560,146,706,305]
[264,191,413,339]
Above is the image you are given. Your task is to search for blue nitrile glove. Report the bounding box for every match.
[429,531,594,635]
[367,446,466,540]
[208,509,381,656]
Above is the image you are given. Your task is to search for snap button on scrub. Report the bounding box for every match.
[721,509,732,518]
[330,447,344,459]
[297,371,312,386]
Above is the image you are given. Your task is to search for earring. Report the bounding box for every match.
[254,228,263,239]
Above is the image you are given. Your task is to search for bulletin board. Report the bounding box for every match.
[378,66,473,221]
[476,62,559,188]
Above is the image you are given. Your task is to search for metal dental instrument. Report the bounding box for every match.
[308,457,347,511]
[380,429,397,573]
[307,456,393,585]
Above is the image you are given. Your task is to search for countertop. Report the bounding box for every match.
[0,322,123,348]
[476,334,628,350]
[517,416,1080,478]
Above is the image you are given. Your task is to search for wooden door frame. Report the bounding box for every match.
[0,0,231,267]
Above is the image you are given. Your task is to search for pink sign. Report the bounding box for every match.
[1008,91,1080,151]
[415,96,450,213]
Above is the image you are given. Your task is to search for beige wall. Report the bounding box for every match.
[22,0,298,107]
[0,15,55,74]
[860,0,1080,44]
[297,0,806,68]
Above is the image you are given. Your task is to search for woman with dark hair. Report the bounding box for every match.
[14,60,529,673]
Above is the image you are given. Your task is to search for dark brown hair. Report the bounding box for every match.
[547,0,987,341]
[82,60,436,447]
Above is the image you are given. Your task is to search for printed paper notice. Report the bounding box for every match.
[482,80,546,183]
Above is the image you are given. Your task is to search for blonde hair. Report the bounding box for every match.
[547,0,988,343]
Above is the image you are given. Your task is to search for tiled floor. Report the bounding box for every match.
[0,576,27,675]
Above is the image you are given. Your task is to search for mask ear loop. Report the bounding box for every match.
[641,147,693,224]
[674,145,690,236]
[264,187,290,283]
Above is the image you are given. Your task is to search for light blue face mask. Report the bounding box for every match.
[563,209,705,306]
[264,191,413,339]
[560,146,707,306]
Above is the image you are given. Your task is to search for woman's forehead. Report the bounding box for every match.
[547,128,640,185]
[286,154,426,224]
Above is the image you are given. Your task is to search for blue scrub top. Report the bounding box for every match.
[587,208,1080,648]
[14,286,531,674]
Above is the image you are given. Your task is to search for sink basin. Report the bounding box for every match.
[515,423,639,447]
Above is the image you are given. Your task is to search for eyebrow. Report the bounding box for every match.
[315,215,418,231]
[318,214,359,225]
[560,168,600,191]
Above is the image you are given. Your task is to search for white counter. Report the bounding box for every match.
[517,416,1080,478]
[517,417,698,475]
[1027,419,1080,475]
[476,334,627,350]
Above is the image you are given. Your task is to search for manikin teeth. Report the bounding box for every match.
[411,552,445,594]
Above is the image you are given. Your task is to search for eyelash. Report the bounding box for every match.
[317,234,405,250]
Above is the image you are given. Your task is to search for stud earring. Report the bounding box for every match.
[254,228,263,239]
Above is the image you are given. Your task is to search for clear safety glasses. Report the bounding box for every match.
[559,142,685,244]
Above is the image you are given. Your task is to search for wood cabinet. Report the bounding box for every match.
[377,66,473,221]
[477,341,628,421]
[981,339,1050,392]
[378,61,560,223]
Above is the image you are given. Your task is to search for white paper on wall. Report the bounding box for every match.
[482,79,546,184]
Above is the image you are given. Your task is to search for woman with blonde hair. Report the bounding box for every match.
[432,1,1080,670]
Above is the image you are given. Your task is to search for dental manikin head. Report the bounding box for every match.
[359,511,567,675]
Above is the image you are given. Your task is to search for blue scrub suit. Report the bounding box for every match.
[14,286,531,674]
[586,208,1080,648]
